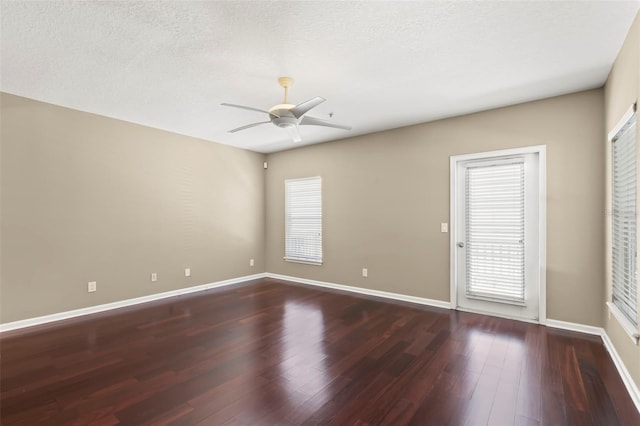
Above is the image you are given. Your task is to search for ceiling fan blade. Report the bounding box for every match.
[290,97,326,118]
[221,103,272,115]
[228,121,270,133]
[288,126,302,143]
[300,116,352,131]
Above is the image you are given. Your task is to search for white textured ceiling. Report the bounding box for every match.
[2,1,639,153]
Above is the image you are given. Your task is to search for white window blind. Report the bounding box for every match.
[285,176,322,264]
[466,161,525,303]
[612,109,638,328]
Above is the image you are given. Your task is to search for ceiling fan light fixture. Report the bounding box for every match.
[272,116,298,128]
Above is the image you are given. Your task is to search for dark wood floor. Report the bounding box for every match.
[1,278,638,425]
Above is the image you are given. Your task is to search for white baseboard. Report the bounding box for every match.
[545,318,604,336]
[0,273,267,333]
[545,319,640,413]
[265,273,452,310]
[601,331,640,413]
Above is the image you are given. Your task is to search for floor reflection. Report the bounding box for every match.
[279,300,330,406]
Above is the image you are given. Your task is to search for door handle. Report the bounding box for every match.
[457,242,464,248]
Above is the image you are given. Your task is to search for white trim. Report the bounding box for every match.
[456,306,539,324]
[265,273,452,309]
[0,273,267,333]
[450,145,548,163]
[450,155,457,310]
[545,319,603,336]
[449,145,547,323]
[538,147,547,324]
[608,103,637,141]
[283,257,323,266]
[602,330,640,413]
[285,176,322,183]
[607,302,640,344]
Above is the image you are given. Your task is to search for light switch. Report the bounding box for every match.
[441,223,448,233]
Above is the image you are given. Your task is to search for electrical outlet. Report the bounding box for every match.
[362,268,368,278]
[185,268,191,277]
[151,273,157,282]
[88,281,97,292]
[250,259,255,267]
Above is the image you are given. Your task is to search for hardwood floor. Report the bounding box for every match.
[1,278,638,425]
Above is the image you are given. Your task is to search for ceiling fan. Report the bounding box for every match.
[221,77,351,143]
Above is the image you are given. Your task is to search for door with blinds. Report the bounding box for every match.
[455,152,540,320]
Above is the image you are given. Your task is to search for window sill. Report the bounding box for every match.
[284,257,323,266]
[607,302,639,345]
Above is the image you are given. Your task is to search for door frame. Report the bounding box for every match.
[449,145,547,324]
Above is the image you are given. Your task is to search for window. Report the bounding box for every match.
[465,160,526,303]
[285,176,322,265]
[610,103,638,340]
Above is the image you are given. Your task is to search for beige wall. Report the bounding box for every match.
[266,89,605,327]
[604,12,640,390]
[0,93,266,323]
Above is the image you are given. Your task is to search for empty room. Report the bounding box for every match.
[1,1,640,425]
